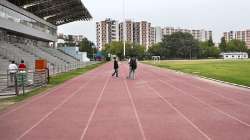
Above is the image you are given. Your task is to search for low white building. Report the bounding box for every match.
[220,52,248,59]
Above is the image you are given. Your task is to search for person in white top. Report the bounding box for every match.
[8,61,18,84]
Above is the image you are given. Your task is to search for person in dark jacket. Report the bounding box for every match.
[128,57,137,80]
[112,57,119,77]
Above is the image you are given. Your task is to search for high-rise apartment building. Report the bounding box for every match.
[133,22,141,44]
[246,30,250,49]
[150,26,163,45]
[223,31,235,41]
[97,19,213,50]
[119,20,134,43]
[139,21,151,50]
[119,20,151,49]
[162,27,212,41]
[223,30,250,49]
[96,19,119,50]
[97,19,151,50]
[150,27,155,46]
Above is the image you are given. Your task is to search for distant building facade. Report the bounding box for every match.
[97,19,151,50]
[96,18,119,50]
[223,30,250,49]
[96,19,213,50]
[119,20,151,50]
[57,33,85,46]
[150,26,163,45]
[162,27,212,42]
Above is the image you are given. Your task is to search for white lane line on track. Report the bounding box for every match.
[0,64,103,119]
[144,64,250,96]
[121,62,146,140]
[124,79,147,140]
[79,74,111,140]
[159,79,250,127]
[138,65,211,140]
[145,83,212,140]
[16,71,102,140]
[144,68,250,108]
[187,82,250,108]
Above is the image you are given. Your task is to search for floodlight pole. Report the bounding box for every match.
[123,0,126,58]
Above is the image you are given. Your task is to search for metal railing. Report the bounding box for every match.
[0,69,49,96]
[48,61,96,75]
[0,61,97,96]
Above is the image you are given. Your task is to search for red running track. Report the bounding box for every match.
[0,62,250,140]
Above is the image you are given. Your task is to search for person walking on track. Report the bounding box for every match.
[112,57,119,77]
[128,57,137,80]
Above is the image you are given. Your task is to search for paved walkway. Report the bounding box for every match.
[0,62,250,140]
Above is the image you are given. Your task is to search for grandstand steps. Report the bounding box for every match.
[39,46,79,63]
[0,56,10,74]
[16,44,67,66]
[58,49,81,61]
[39,47,73,63]
[0,42,35,70]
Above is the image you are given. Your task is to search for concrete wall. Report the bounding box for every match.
[0,17,57,41]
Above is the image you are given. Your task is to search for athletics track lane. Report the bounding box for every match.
[0,62,250,140]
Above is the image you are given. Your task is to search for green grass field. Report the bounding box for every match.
[0,62,104,111]
[144,59,250,87]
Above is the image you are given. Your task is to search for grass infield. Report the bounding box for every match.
[0,62,104,111]
[144,59,250,87]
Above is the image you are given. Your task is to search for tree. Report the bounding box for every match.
[103,41,146,60]
[208,47,220,58]
[127,44,146,60]
[161,32,199,59]
[79,38,96,58]
[219,37,227,52]
[103,41,124,59]
[198,41,210,58]
[147,43,169,59]
[208,36,214,47]
[198,41,220,58]
[227,39,247,52]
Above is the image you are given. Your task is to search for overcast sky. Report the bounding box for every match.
[58,0,250,44]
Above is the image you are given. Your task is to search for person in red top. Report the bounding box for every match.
[18,60,26,71]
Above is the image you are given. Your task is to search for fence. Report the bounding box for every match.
[0,61,97,96]
[48,61,96,75]
[0,69,49,96]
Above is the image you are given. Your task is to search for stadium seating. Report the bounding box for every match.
[58,47,90,62]
[0,41,36,71]
[0,56,10,74]
[39,46,79,64]
[0,40,93,76]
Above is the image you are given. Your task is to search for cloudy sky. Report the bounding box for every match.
[58,0,250,44]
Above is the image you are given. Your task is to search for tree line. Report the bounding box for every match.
[61,32,249,60]
[103,32,249,60]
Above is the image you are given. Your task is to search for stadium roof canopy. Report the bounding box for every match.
[7,0,92,26]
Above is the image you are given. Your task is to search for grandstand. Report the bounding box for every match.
[0,0,92,74]
[0,0,92,93]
